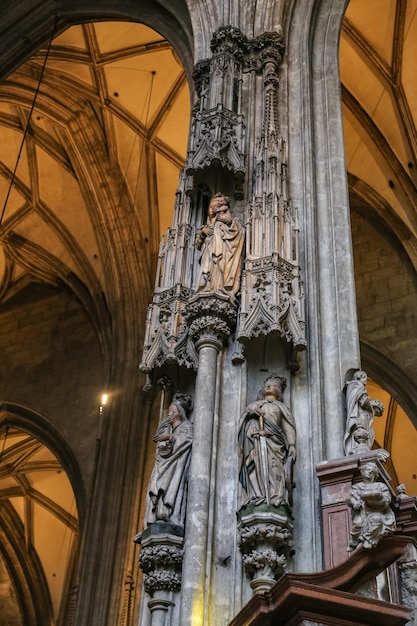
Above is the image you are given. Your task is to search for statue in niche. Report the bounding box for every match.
[344,369,384,456]
[195,192,244,302]
[347,461,396,551]
[238,374,296,508]
[147,394,193,528]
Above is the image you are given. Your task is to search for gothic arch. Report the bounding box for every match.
[0,502,52,626]
[0,402,83,624]
[0,0,194,83]
[349,174,417,275]
[0,402,85,524]
[360,342,417,430]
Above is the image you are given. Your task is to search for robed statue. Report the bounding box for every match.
[238,374,296,509]
[195,192,244,301]
[147,395,193,528]
[344,369,384,456]
[347,462,396,551]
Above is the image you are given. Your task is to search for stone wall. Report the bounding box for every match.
[0,281,106,499]
[352,210,417,384]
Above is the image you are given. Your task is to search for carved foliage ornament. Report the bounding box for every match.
[238,513,293,591]
[399,560,417,616]
[185,293,237,349]
[138,540,184,596]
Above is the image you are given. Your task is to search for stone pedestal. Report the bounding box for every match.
[238,504,293,593]
[316,450,391,569]
[135,523,184,626]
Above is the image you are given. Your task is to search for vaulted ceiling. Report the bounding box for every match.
[341,0,417,238]
[0,21,190,336]
[0,426,77,624]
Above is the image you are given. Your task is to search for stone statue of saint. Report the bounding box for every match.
[344,370,384,456]
[346,462,396,551]
[195,192,244,301]
[147,396,193,528]
[238,374,296,508]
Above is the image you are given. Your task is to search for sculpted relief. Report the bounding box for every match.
[238,374,296,509]
[346,462,396,552]
[195,193,244,302]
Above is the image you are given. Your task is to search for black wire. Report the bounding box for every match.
[0,424,9,463]
[0,20,57,227]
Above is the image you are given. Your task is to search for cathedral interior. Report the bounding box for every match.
[0,1,417,625]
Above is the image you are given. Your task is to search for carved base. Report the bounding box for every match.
[229,538,412,626]
[135,523,184,597]
[237,504,293,592]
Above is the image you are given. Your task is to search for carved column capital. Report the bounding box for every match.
[210,26,247,60]
[186,293,237,351]
[256,32,286,68]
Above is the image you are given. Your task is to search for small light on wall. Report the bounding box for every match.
[99,393,109,415]
[97,393,109,440]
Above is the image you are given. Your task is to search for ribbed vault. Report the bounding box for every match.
[0,416,79,625]
[341,1,417,234]
[0,22,190,357]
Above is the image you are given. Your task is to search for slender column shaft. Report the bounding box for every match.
[180,341,219,626]
[148,598,175,626]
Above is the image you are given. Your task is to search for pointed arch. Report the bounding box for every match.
[0,402,84,624]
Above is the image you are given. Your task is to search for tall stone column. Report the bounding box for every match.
[180,293,236,626]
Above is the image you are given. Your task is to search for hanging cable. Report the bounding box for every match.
[0,424,9,464]
[0,20,57,227]
[133,70,155,209]
[126,71,155,196]
[94,67,156,290]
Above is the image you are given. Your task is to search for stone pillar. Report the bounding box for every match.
[180,293,236,626]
